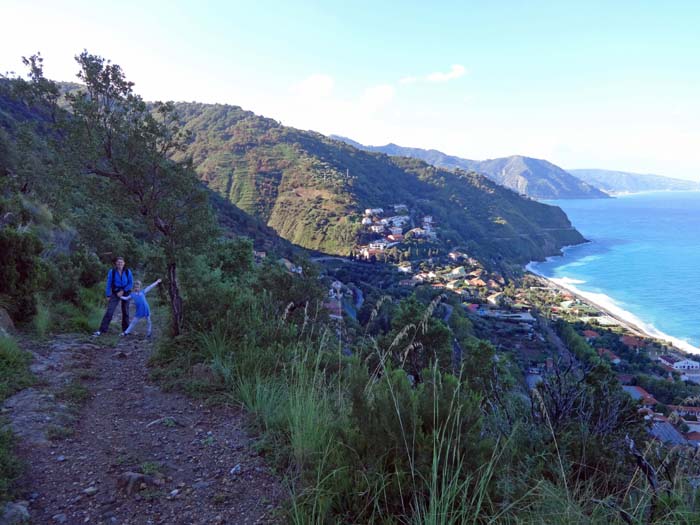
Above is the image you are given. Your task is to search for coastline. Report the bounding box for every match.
[525,262,700,355]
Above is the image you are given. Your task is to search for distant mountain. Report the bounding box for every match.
[568,169,700,195]
[331,136,609,200]
[172,103,585,262]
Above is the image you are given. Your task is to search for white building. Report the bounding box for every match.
[364,208,383,216]
[370,224,385,233]
[361,217,373,225]
[369,240,388,250]
[674,359,700,371]
[388,215,410,226]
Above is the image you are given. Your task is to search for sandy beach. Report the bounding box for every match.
[527,270,700,355]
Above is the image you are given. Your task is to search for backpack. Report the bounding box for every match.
[110,267,132,294]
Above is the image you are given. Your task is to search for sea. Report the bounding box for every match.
[527,191,700,354]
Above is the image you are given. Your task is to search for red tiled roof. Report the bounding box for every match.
[686,431,700,441]
[617,374,634,384]
[621,335,645,348]
[583,330,600,338]
[597,348,620,362]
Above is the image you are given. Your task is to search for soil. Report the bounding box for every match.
[3,327,285,525]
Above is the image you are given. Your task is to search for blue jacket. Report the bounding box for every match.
[106,268,133,297]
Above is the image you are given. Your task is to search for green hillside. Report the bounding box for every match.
[175,103,585,262]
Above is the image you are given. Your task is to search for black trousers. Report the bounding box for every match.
[98,294,130,333]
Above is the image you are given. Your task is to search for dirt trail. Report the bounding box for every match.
[3,330,284,525]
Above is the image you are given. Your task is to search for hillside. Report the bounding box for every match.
[0,87,293,255]
[569,168,700,194]
[331,136,608,200]
[175,103,585,263]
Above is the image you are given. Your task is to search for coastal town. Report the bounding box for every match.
[301,206,700,450]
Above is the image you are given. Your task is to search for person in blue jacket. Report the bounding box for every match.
[93,257,133,336]
[119,278,162,337]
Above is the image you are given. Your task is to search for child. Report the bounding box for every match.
[119,278,162,337]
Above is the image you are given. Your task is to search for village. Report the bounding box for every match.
[352,204,437,261]
[273,204,700,451]
[520,275,700,448]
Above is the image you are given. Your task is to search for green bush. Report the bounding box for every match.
[0,335,34,401]
[0,429,22,502]
[0,229,44,322]
[47,249,105,303]
[0,335,32,502]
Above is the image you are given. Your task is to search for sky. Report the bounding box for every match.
[2,0,700,180]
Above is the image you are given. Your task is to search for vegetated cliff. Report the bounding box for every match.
[175,103,585,262]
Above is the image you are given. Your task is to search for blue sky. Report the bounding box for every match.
[2,0,700,179]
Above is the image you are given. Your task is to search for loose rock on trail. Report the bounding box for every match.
[3,332,284,524]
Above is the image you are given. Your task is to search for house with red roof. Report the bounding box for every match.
[659,354,681,367]
[622,385,657,409]
[583,330,600,342]
[621,335,645,349]
[685,431,700,443]
[597,348,621,365]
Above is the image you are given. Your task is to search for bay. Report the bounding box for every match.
[528,191,700,353]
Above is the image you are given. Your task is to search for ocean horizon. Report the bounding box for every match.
[528,191,700,354]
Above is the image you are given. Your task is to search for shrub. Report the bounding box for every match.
[0,229,44,322]
[0,429,22,502]
[0,335,34,401]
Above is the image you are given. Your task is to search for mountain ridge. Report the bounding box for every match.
[330,135,609,200]
[568,168,700,194]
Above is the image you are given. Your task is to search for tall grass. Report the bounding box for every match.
[196,323,235,383]
[182,286,700,523]
[32,297,52,337]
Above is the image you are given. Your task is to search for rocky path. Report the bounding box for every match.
[3,332,284,524]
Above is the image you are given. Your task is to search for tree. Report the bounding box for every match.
[64,52,217,335]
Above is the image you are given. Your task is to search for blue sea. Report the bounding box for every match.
[527,191,700,353]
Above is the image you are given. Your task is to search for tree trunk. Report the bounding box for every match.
[167,261,183,336]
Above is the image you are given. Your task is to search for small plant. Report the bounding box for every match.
[46,425,74,441]
[211,492,227,505]
[201,435,215,447]
[73,368,99,380]
[56,381,90,404]
[140,489,164,501]
[32,298,52,337]
[115,453,138,466]
[140,461,161,476]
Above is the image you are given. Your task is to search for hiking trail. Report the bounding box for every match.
[3,329,284,525]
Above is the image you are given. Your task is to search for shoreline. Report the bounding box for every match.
[526,262,700,355]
